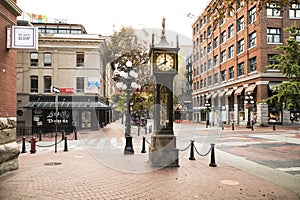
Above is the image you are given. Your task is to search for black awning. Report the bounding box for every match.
[24,101,110,109]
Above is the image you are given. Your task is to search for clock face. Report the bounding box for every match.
[156,53,174,71]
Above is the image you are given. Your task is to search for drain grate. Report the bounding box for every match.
[44,162,62,166]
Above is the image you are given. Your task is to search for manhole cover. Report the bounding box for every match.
[44,162,62,166]
[220,180,239,186]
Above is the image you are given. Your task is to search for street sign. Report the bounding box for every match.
[51,86,60,93]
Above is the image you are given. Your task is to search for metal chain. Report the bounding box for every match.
[194,145,212,157]
[178,143,191,151]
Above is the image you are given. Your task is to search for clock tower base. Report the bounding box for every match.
[149,134,179,167]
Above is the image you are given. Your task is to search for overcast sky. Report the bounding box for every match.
[17,0,210,38]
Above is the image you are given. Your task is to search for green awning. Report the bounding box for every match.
[24,101,110,109]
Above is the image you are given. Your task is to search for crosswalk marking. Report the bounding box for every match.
[276,167,300,172]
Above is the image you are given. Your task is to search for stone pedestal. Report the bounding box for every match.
[257,103,268,126]
[149,134,179,167]
[282,110,290,125]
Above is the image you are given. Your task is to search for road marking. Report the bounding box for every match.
[276,167,300,172]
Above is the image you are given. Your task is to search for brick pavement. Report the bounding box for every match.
[1,123,300,200]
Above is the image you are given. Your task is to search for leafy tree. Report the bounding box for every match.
[266,23,300,110]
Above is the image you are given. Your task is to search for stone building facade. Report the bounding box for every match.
[191,1,300,126]
[0,0,22,176]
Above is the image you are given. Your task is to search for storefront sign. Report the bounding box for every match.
[10,26,38,49]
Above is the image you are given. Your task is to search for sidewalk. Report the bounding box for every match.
[0,123,299,199]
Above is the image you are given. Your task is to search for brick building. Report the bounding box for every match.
[0,0,22,175]
[192,1,300,126]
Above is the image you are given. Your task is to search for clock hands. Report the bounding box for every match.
[158,60,168,66]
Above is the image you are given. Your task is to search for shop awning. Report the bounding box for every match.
[225,89,234,96]
[24,101,110,109]
[211,93,218,98]
[234,87,244,95]
[245,84,256,93]
[206,93,212,99]
[219,90,226,97]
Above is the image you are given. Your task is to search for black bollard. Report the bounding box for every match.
[222,122,224,130]
[189,140,196,160]
[61,130,65,140]
[209,143,217,167]
[64,136,68,152]
[138,125,140,136]
[74,130,78,140]
[251,120,254,131]
[39,130,42,141]
[273,123,276,131]
[232,121,234,130]
[21,137,26,153]
[141,137,146,153]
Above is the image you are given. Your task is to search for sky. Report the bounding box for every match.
[16,0,210,39]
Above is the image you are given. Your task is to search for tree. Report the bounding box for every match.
[266,23,300,110]
[206,0,299,25]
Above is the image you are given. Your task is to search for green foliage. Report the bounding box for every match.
[266,23,300,110]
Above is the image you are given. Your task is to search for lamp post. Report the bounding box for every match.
[113,60,140,154]
[244,92,255,128]
[204,100,211,128]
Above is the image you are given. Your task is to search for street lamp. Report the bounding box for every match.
[113,60,140,154]
[244,92,255,128]
[204,100,211,128]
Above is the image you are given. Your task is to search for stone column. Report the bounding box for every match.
[257,103,268,126]
[282,110,290,125]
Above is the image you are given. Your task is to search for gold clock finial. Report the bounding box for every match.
[162,17,165,36]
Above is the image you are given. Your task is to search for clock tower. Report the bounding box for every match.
[149,17,180,167]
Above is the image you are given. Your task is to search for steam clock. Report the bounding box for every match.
[149,18,180,167]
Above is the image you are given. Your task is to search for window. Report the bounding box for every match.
[220,31,226,44]
[220,70,226,82]
[237,0,244,10]
[200,34,203,43]
[213,55,218,67]
[203,62,207,72]
[268,54,279,65]
[200,80,203,89]
[204,78,207,87]
[289,4,300,18]
[213,37,218,49]
[43,76,52,93]
[237,39,244,54]
[214,73,218,84]
[203,46,207,56]
[76,52,84,67]
[267,3,282,17]
[193,82,197,90]
[220,50,226,63]
[207,25,212,37]
[248,57,257,73]
[229,66,234,79]
[208,42,212,53]
[208,59,212,70]
[220,17,225,26]
[43,53,52,67]
[248,6,256,24]
[237,16,244,32]
[267,28,282,43]
[237,62,244,76]
[228,24,234,39]
[208,76,212,86]
[30,52,38,66]
[76,77,84,93]
[248,31,257,48]
[200,49,203,58]
[228,45,234,59]
[200,64,203,73]
[30,76,38,93]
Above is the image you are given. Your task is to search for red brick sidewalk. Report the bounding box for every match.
[1,123,299,200]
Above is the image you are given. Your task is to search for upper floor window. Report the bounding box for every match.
[268,54,280,65]
[30,76,38,93]
[208,42,212,53]
[248,57,257,73]
[213,37,218,49]
[208,58,212,70]
[220,31,226,44]
[76,52,84,67]
[203,62,207,72]
[207,25,212,37]
[76,77,84,93]
[208,76,212,86]
[229,66,234,79]
[267,3,282,17]
[220,50,226,63]
[220,17,225,26]
[204,78,207,87]
[237,16,244,32]
[267,28,282,43]
[228,45,234,59]
[30,52,38,66]
[43,76,52,93]
[43,53,52,67]
[289,3,300,18]
[214,73,218,84]
[248,6,256,24]
[248,31,257,48]
[228,24,234,39]
[237,0,244,10]
[238,62,244,76]
[237,39,244,54]
[213,55,218,67]
[220,70,226,82]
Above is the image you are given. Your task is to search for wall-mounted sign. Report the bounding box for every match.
[60,88,74,94]
[9,26,38,49]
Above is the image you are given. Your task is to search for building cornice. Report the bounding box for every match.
[1,0,22,16]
